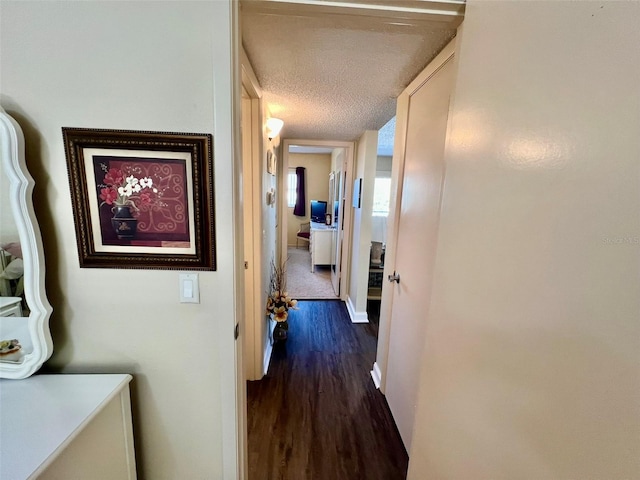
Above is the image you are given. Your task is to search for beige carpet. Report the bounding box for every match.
[285,247,338,299]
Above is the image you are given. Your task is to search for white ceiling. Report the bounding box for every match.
[240,0,465,142]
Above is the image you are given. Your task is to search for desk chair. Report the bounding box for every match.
[296,222,311,249]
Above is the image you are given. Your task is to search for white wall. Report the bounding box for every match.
[346,130,377,321]
[330,148,341,172]
[376,156,392,175]
[408,1,640,478]
[260,123,278,375]
[1,1,238,478]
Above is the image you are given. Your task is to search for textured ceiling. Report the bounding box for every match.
[241,1,463,142]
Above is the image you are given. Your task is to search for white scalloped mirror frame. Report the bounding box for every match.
[0,107,53,378]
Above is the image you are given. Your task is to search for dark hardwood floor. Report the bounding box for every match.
[247,300,408,480]
[366,299,381,338]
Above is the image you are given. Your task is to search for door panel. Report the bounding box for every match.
[241,91,256,380]
[384,54,455,451]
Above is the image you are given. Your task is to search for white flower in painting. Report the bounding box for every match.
[140,177,153,188]
[118,184,135,197]
[99,166,162,210]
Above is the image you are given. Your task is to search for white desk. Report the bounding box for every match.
[310,222,335,272]
[0,374,136,479]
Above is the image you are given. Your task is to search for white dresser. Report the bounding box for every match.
[0,297,22,317]
[0,374,136,479]
[309,222,334,272]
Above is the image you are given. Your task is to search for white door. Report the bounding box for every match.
[383,42,456,451]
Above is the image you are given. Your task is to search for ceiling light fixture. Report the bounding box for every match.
[266,117,284,140]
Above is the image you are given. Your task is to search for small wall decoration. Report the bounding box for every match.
[267,149,277,175]
[266,188,276,206]
[62,127,216,270]
[352,177,362,208]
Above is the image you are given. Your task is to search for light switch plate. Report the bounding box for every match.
[179,273,200,303]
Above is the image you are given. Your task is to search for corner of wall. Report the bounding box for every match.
[346,295,369,323]
[370,362,382,389]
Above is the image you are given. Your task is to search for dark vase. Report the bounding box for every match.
[111,205,138,240]
[273,320,288,342]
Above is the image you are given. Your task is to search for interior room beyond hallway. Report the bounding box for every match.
[285,247,336,299]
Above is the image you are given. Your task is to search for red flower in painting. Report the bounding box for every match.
[138,192,152,207]
[99,187,118,205]
[103,168,124,186]
[97,163,167,224]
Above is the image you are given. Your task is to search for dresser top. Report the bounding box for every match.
[310,222,336,231]
[0,374,132,479]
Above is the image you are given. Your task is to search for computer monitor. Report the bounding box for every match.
[310,200,327,223]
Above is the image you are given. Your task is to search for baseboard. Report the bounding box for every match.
[346,296,369,323]
[263,322,275,376]
[370,362,382,389]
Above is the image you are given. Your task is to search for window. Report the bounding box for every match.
[287,169,297,208]
[372,177,391,216]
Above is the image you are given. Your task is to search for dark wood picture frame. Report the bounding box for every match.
[62,127,216,270]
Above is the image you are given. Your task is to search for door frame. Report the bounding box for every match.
[280,139,355,301]
[373,39,457,392]
[241,48,267,382]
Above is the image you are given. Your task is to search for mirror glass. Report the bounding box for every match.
[0,159,23,302]
[0,108,53,378]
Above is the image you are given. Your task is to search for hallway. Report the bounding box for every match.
[247,300,407,479]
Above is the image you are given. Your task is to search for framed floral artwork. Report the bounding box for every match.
[62,128,216,270]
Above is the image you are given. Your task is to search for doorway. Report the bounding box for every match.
[366,117,396,338]
[238,2,462,476]
[280,140,355,302]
